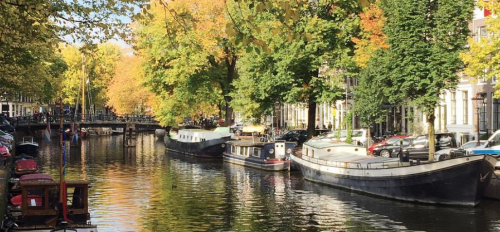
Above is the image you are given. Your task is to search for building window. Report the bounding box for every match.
[463,91,468,125]
[451,92,456,124]
[480,93,487,131]
[480,26,488,39]
[494,99,500,131]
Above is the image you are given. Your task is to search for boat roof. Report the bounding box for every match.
[304,140,360,149]
[179,128,231,134]
[314,152,398,164]
[20,174,53,182]
[16,160,37,168]
[227,140,267,147]
[227,140,294,147]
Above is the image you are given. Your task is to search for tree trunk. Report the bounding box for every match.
[224,54,236,127]
[367,121,372,148]
[427,109,436,161]
[307,101,317,139]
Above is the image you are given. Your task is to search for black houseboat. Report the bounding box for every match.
[16,136,39,156]
[291,140,496,206]
[224,140,295,171]
[164,127,233,158]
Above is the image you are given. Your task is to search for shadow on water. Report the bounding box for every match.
[296,178,500,232]
[34,133,500,232]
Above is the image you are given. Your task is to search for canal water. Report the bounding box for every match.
[36,133,500,232]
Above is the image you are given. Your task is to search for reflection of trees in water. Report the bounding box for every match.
[222,163,295,231]
[298,180,500,232]
[35,134,500,232]
[141,152,226,231]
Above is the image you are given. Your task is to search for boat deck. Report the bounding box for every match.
[226,140,270,147]
[304,152,409,169]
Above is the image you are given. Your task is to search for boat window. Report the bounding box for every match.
[311,149,315,158]
[249,147,254,156]
[26,188,48,209]
[305,148,308,156]
[66,187,86,210]
[254,148,261,158]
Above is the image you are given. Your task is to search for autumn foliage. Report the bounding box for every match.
[352,5,389,68]
[106,55,153,115]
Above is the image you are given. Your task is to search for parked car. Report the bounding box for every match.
[368,135,409,154]
[0,130,14,149]
[275,129,329,146]
[241,124,266,135]
[339,129,372,147]
[402,133,458,160]
[230,124,243,134]
[316,129,373,147]
[434,140,487,161]
[372,136,415,158]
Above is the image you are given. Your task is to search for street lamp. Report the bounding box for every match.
[472,93,485,146]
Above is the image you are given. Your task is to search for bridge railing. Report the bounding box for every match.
[11,114,156,126]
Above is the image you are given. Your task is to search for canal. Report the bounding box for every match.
[35,133,500,232]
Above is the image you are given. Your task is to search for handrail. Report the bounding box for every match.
[10,114,157,126]
[301,155,409,169]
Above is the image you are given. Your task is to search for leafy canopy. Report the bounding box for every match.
[460,0,500,97]
[135,0,234,126]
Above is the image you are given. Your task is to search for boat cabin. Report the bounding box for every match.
[12,173,54,191]
[226,140,296,161]
[18,136,38,146]
[11,180,94,229]
[15,159,37,176]
[175,127,233,143]
[302,141,367,159]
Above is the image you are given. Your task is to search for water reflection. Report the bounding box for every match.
[35,134,500,232]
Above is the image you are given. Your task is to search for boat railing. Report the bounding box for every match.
[302,155,409,169]
[303,155,363,169]
[366,161,409,169]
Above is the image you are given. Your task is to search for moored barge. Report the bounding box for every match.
[224,140,296,171]
[164,127,234,158]
[291,140,496,206]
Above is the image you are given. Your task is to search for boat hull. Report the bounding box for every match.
[16,144,38,156]
[164,136,230,158]
[292,154,496,206]
[223,154,291,171]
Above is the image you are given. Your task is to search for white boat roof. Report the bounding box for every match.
[304,140,359,149]
[315,153,397,164]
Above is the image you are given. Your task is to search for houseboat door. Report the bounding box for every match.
[274,142,286,158]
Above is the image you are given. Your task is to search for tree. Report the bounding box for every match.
[351,4,389,68]
[460,0,500,97]
[352,2,389,146]
[353,50,391,145]
[107,55,153,114]
[60,44,121,109]
[383,0,473,160]
[135,0,236,126]
[229,0,359,139]
[0,0,145,101]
